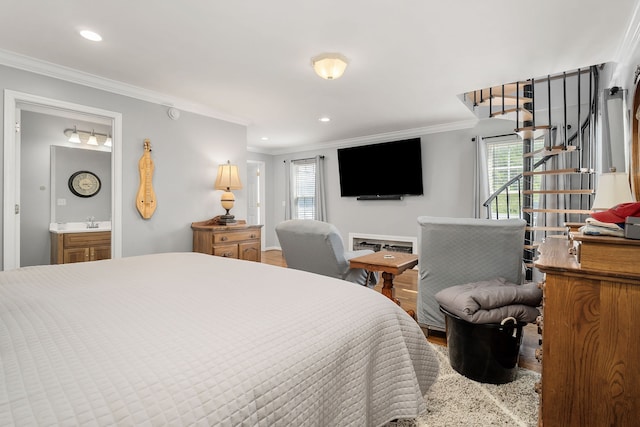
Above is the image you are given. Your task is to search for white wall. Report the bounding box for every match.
[268,119,515,249]
[1,64,247,268]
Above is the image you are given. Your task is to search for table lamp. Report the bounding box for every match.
[591,167,634,211]
[214,160,243,225]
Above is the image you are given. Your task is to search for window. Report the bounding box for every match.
[290,158,316,219]
[486,139,523,218]
[485,137,543,218]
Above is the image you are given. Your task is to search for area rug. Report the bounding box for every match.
[389,343,540,426]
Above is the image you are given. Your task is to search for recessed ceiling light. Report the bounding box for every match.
[80,30,102,42]
[261,136,269,141]
[319,117,331,122]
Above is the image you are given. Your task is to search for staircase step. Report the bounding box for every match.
[475,95,533,107]
[523,208,593,214]
[466,82,530,105]
[523,168,593,176]
[522,189,593,195]
[526,226,569,232]
[490,107,533,121]
[523,243,541,250]
[516,125,552,140]
[523,145,577,158]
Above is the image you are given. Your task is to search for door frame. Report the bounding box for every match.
[246,160,266,251]
[3,90,122,270]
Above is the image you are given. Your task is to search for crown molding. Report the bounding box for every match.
[251,119,479,155]
[0,49,250,126]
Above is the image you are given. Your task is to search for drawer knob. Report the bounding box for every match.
[250,234,256,238]
[223,252,233,257]
[220,236,228,241]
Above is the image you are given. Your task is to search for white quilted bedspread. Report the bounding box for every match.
[0,252,438,426]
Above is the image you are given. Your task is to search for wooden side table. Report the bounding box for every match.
[349,250,418,318]
[192,220,263,262]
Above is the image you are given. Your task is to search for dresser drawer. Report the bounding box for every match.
[213,230,260,244]
[192,221,263,262]
[213,244,239,258]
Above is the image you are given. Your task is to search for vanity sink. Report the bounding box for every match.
[49,221,111,233]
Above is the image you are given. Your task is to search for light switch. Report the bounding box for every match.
[57,198,66,206]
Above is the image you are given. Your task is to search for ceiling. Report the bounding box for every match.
[0,1,637,153]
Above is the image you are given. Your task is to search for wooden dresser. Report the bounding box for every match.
[191,220,262,262]
[534,234,640,426]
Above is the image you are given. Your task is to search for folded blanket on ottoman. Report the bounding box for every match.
[435,278,542,324]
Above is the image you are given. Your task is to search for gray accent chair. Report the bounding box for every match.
[416,216,526,331]
[275,219,378,286]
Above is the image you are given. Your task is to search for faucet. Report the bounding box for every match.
[86,216,99,229]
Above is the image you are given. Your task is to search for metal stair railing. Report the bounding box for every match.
[474,66,599,278]
[483,113,595,220]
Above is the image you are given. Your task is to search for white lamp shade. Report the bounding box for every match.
[592,172,635,210]
[68,126,81,143]
[214,162,243,190]
[311,53,348,80]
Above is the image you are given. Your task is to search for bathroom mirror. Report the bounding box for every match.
[50,146,111,223]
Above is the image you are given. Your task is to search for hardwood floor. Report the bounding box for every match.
[262,249,541,374]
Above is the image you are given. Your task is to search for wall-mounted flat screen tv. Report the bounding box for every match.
[337,138,424,199]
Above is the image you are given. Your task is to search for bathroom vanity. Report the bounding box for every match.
[50,222,111,264]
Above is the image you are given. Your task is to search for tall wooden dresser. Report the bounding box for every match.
[534,234,640,426]
[191,220,262,262]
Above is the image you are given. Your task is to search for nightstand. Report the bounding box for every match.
[191,220,262,262]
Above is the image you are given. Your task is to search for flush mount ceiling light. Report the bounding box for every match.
[79,30,102,42]
[319,117,331,122]
[311,53,349,80]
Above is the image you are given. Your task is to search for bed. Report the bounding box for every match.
[0,252,438,426]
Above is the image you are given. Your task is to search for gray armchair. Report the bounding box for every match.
[416,216,526,331]
[275,219,378,286]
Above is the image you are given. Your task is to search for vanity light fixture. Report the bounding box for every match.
[64,127,111,147]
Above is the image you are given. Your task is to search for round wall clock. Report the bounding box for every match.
[68,170,101,198]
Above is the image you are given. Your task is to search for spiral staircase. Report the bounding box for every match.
[461,66,600,278]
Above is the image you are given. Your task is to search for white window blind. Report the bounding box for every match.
[486,139,523,218]
[291,158,316,219]
[487,139,523,195]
